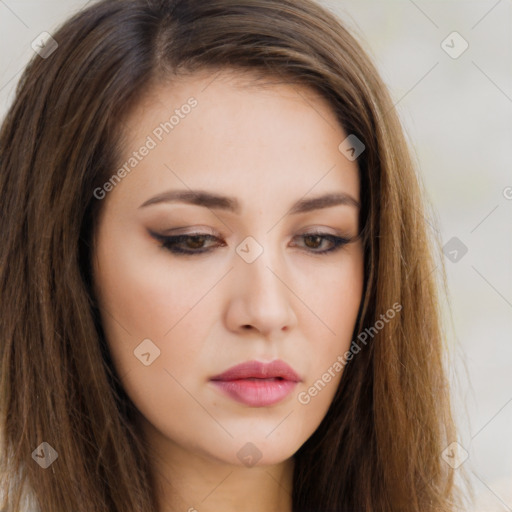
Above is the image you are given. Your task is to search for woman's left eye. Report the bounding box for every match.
[149,231,352,256]
[291,233,352,254]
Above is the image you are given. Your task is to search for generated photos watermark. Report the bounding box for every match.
[297,302,402,405]
[93,97,198,200]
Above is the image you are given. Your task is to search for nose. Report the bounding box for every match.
[224,243,298,338]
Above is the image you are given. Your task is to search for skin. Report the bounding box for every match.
[92,70,364,512]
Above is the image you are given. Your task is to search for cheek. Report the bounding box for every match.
[92,226,216,391]
[92,237,213,430]
[298,245,364,338]
[94,230,213,341]
[297,247,364,398]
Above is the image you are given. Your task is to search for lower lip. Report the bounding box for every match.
[210,378,297,407]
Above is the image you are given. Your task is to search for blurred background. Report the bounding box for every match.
[1,1,511,510]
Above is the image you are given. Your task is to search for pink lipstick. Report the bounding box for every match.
[210,360,301,407]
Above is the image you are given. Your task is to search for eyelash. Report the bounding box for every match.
[149,230,353,256]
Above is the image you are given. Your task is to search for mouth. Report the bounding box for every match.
[209,360,301,407]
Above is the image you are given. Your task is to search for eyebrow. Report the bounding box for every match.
[139,189,360,214]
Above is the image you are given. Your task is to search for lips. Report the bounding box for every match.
[210,359,301,382]
[210,360,301,407]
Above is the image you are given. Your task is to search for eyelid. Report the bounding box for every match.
[155,226,219,236]
[298,226,343,236]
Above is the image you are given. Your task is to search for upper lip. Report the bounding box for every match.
[210,360,301,382]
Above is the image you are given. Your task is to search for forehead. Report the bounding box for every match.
[111,69,360,213]
[123,67,342,149]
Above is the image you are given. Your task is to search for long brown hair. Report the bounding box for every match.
[0,0,465,510]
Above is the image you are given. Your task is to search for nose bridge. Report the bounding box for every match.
[237,235,285,302]
[229,234,297,334]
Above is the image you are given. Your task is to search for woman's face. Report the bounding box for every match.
[92,71,364,468]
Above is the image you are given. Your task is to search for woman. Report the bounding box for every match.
[0,0,466,510]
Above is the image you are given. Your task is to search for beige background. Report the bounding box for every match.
[1,0,511,510]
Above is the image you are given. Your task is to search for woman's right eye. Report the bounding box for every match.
[149,232,225,255]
